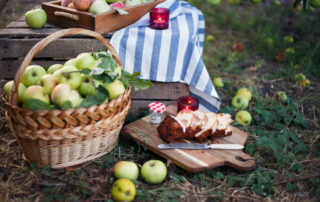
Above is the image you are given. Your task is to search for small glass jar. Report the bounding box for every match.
[148,102,166,125]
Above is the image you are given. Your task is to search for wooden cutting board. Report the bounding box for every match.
[121,105,256,172]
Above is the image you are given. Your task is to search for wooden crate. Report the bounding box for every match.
[0,19,189,116]
[42,0,165,34]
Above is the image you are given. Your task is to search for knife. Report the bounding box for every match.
[158,143,244,150]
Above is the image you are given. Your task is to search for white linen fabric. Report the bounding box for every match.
[110,0,220,112]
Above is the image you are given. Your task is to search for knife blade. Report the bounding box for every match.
[158,143,244,150]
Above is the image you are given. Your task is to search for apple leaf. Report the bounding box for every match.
[96,85,109,101]
[80,68,91,75]
[93,51,109,59]
[92,74,114,84]
[98,54,117,72]
[79,96,104,108]
[91,67,105,75]
[62,101,73,110]
[28,99,55,111]
[121,70,154,90]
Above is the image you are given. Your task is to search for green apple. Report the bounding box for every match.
[265,37,273,47]
[78,74,96,96]
[38,74,58,95]
[111,179,136,202]
[89,0,111,14]
[141,160,167,184]
[3,81,26,103]
[47,64,63,74]
[213,77,224,88]
[21,65,47,87]
[64,58,77,66]
[75,53,97,70]
[294,73,306,82]
[236,88,252,102]
[285,48,295,54]
[298,79,311,88]
[207,0,221,6]
[25,8,47,29]
[276,91,287,102]
[284,36,294,43]
[114,65,122,79]
[103,79,125,100]
[273,0,281,6]
[113,161,139,180]
[232,94,249,109]
[53,65,81,89]
[51,84,82,108]
[235,110,252,126]
[310,0,320,7]
[206,34,215,43]
[22,85,50,109]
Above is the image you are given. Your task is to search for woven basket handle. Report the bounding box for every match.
[10,28,122,106]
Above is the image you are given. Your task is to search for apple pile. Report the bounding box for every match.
[111,160,167,201]
[62,0,155,14]
[4,51,153,111]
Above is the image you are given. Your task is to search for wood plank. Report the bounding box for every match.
[0,38,109,58]
[121,104,256,172]
[0,28,113,38]
[6,21,57,28]
[130,82,189,100]
[0,60,65,79]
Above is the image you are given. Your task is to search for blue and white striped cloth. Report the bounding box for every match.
[110,0,220,112]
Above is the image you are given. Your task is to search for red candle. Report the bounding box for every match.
[149,8,169,30]
[177,96,199,113]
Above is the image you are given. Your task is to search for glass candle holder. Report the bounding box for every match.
[149,8,169,30]
[177,96,199,112]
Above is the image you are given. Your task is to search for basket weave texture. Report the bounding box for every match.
[3,28,131,168]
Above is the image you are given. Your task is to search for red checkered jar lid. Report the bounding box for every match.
[148,102,166,113]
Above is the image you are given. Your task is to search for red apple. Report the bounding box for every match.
[110,2,125,10]
[73,0,92,11]
[68,2,76,9]
[61,0,73,7]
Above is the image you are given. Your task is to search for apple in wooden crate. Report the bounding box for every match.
[73,0,93,11]
[89,0,111,14]
[61,0,73,7]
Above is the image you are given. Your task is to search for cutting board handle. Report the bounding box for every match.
[225,151,256,171]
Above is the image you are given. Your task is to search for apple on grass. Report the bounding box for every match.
[22,85,50,109]
[232,94,249,109]
[113,161,139,180]
[103,79,126,100]
[51,84,82,108]
[213,77,224,88]
[207,0,221,6]
[141,160,167,184]
[284,36,294,43]
[21,65,47,87]
[4,81,26,104]
[78,75,96,96]
[53,65,81,90]
[294,73,306,82]
[276,91,287,102]
[111,179,136,202]
[235,110,252,126]
[25,8,47,29]
[89,0,111,14]
[236,88,252,102]
[75,53,97,70]
[38,74,58,95]
[47,64,63,74]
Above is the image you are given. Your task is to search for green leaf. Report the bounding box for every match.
[228,176,245,187]
[62,101,73,110]
[28,99,55,111]
[93,74,114,83]
[91,67,105,75]
[80,68,91,74]
[121,70,154,90]
[96,85,109,101]
[98,55,117,72]
[79,96,103,108]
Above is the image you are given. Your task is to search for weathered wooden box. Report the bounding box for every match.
[0,19,189,116]
[42,0,165,34]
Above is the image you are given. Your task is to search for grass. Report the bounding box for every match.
[0,0,320,201]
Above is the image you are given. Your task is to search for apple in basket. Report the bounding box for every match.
[21,65,47,87]
[65,58,77,66]
[22,85,50,109]
[53,65,82,90]
[4,81,26,104]
[51,84,82,108]
[78,74,97,96]
[103,79,126,99]
[38,74,58,95]
[47,64,63,74]
[75,52,98,70]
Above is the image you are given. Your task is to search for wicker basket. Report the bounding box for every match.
[3,28,131,168]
